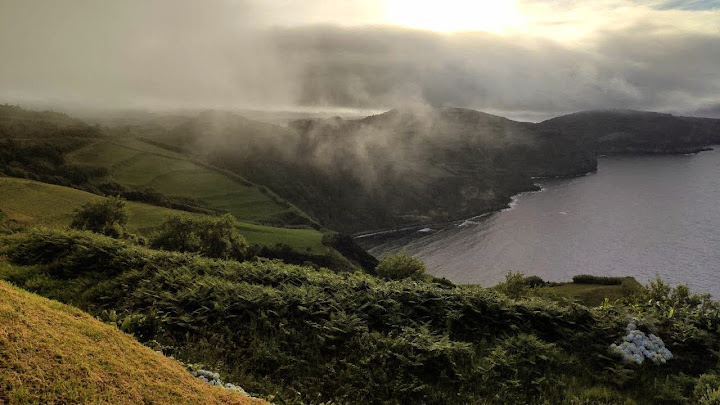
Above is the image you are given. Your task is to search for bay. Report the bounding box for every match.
[367,149,720,297]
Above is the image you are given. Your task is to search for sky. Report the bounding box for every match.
[0,0,719,121]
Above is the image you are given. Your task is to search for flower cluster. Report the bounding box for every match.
[609,322,673,365]
[190,369,248,395]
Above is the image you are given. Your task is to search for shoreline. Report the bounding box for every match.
[354,146,717,241]
[353,169,595,241]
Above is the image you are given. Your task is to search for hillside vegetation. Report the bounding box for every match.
[6,104,719,235]
[4,228,720,404]
[66,136,317,228]
[0,275,266,405]
[138,107,720,233]
[0,105,347,263]
[539,109,720,154]
[142,107,596,233]
[0,176,326,252]
[0,105,103,189]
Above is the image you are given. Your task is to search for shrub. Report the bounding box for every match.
[69,196,128,237]
[321,232,378,273]
[479,333,566,404]
[524,275,547,288]
[1,229,599,404]
[495,273,548,298]
[573,274,625,285]
[495,271,529,299]
[432,276,456,288]
[694,374,720,404]
[5,228,720,404]
[375,251,425,280]
[568,386,637,405]
[150,214,248,260]
[252,242,357,272]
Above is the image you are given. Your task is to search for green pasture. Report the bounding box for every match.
[67,138,300,224]
[542,277,643,306]
[0,177,324,252]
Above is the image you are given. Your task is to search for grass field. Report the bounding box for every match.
[67,137,309,225]
[0,273,267,405]
[0,177,325,252]
[541,277,642,306]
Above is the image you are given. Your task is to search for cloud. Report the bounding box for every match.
[688,103,720,118]
[0,0,298,109]
[275,24,720,119]
[0,0,718,120]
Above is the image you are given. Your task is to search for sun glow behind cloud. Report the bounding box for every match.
[384,0,523,33]
[244,0,719,42]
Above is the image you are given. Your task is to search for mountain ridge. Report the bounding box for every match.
[5,104,719,234]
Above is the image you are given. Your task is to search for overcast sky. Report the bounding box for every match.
[1,0,719,120]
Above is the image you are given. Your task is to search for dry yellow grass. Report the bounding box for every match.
[0,279,269,405]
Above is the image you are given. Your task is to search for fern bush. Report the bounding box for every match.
[3,228,720,404]
[479,333,566,404]
[70,196,128,237]
[150,213,248,260]
[694,374,720,405]
[375,251,425,280]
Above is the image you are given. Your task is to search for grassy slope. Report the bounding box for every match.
[67,137,311,225]
[545,283,627,306]
[543,278,643,307]
[0,274,266,405]
[0,176,324,252]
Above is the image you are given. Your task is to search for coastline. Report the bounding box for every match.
[354,182,547,242]
[354,167,601,241]
[354,145,717,244]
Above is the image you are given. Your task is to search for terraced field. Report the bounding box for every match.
[0,177,325,252]
[67,137,312,226]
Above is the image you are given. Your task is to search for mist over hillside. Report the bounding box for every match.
[123,106,717,233]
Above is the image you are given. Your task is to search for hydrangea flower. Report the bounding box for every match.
[609,322,673,365]
[189,368,249,395]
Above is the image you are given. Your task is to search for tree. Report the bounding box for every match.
[496,272,529,299]
[150,214,248,260]
[375,251,426,280]
[70,196,128,237]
